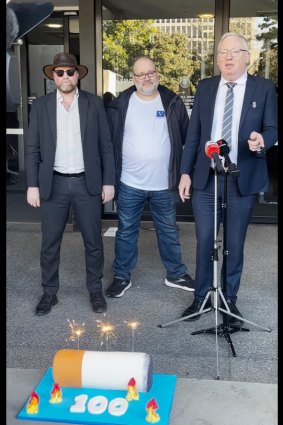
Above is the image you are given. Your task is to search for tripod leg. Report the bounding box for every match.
[222,327,237,357]
[157,291,213,328]
[191,326,218,335]
[157,306,213,328]
[218,307,269,331]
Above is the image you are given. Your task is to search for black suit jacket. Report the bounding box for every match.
[181,74,278,195]
[26,90,115,199]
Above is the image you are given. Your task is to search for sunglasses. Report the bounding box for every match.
[53,68,78,77]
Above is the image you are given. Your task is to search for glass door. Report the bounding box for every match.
[230,1,278,222]
[102,1,215,220]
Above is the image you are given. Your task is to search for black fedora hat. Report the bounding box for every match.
[43,52,88,80]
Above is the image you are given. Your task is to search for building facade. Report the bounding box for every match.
[6,0,278,223]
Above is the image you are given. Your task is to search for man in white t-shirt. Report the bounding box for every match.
[106,56,195,297]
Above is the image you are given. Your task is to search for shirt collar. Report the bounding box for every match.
[220,71,248,87]
[57,87,79,102]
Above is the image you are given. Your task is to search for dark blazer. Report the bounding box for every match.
[180,74,278,195]
[26,90,115,200]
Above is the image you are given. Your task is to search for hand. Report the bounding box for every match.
[102,185,115,204]
[248,131,264,152]
[27,187,40,207]
[178,174,191,203]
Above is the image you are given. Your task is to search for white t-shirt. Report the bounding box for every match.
[121,92,170,190]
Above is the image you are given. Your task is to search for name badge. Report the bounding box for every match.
[156,110,165,117]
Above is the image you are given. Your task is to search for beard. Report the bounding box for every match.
[56,81,76,94]
[136,78,159,96]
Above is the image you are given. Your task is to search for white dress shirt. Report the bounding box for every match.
[53,88,85,173]
[210,71,247,165]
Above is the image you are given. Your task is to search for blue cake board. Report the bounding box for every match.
[17,367,177,425]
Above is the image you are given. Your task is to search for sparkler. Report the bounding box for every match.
[66,319,85,350]
[96,320,116,351]
[125,320,140,352]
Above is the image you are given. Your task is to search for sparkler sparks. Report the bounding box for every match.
[125,320,140,352]
[66,319,85,349]
[96,320,117,351]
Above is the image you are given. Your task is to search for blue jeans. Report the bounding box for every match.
[113,182,187,280]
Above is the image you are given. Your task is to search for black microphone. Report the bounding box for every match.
[216,139,240,177]
[205,141,225,175]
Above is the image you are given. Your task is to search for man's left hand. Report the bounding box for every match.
[102,185,115,204]
[248,131,264,152]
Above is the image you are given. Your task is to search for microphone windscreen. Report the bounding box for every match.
[217,139,230,155]
[205,142,220,158]
[6,6,19,49]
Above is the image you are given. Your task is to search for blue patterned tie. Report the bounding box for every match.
[222,82,236,147]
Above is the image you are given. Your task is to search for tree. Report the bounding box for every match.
[103,20,157,78]
[150,31,198,93]
[103,20,200,93]
[255,17,278,87]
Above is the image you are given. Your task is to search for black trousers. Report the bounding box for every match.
[40,174,103,296]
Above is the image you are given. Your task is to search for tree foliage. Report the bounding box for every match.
[150,31,197,92]
[255,17,278,87]
[103,20,200,92]
[103,20,157,78]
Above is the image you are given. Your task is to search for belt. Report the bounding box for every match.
[53,170,85,178]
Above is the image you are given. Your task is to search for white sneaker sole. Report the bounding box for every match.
[164,279,195,292]
[108,281,132,298]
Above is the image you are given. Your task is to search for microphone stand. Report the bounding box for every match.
[190,165,249,359]
[158,163,272,377]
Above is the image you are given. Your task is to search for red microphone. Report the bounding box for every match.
[205,141,220,158]
[205,141,224,174]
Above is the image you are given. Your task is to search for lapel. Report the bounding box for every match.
[46,92,57,147]
[78,90,88,144]
[239,74,257,130]
[209,76,221,128]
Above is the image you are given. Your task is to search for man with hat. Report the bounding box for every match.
[26,52,115,315]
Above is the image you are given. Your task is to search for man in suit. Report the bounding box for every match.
[26,52,115,316]
[179,32,278,326]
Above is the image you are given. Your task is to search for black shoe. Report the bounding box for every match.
[90,292,107,313]
[106,277,132,298]
[221,299,244,328]
[35,294,58,316]
[165,273,195,291]
[181,297,212,321]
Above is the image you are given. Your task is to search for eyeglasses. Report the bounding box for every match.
[53,68,78,77]
[218,49,248,58]
[133,70,157,80]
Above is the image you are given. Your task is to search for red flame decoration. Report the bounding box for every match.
[146,398,159,410]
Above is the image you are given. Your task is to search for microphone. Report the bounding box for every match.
[6,6,19,49]
[205,141,224,174]
[216,139,240,177]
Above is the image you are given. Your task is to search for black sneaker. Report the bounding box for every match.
[165,273,195,291]
[106,277,132,298]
